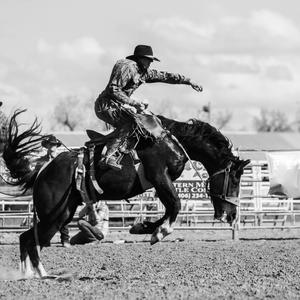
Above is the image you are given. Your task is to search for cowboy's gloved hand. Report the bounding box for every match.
[123,103,137,114]
[133,101,146,112]
[189,80,203,92]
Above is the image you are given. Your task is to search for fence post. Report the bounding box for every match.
[232,198,240,240]
[27,197,32,228]
[291,198,296,226]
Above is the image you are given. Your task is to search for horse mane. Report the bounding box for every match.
[157,115,234,161]
[3,109,44,192]
[186,118,233,151]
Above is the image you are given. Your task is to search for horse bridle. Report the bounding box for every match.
[205,161,239,206]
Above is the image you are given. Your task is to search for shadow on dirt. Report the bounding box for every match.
[79,275,119,282]
[239,237,300,241]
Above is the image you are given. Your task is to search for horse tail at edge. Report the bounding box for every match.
[2,109,43,193]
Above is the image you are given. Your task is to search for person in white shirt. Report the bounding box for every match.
[70,201,109,245]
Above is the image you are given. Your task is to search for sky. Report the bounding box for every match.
[1,0,300,131]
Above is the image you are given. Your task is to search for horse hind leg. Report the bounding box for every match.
[19,230,34,278]
[19,227,48,278]
[26,193,80,279]
[30,252,48,278]
[19,228,47,278]
[27,243,48,278]
[29,222,64,278]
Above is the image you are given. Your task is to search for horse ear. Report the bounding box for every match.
[238,159,251,170]
[186,118,198,125]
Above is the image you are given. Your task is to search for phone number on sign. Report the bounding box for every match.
[177,192,207,199]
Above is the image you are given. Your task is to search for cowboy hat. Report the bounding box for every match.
[41,135,62,148]
[126,45,160,62]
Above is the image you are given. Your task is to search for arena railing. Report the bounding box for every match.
[1,155,300,239]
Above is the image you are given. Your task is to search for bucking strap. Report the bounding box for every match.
[75,146,104,204]
[75,147,90,204]
[88,144,104,196]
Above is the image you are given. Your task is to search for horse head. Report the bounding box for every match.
[157,115,251,225]
[208,158,250,224]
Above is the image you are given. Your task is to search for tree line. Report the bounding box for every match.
[41,96,300,132]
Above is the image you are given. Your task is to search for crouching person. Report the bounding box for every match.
[70,201,109,245]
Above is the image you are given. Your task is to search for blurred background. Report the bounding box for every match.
[1,0,300,133]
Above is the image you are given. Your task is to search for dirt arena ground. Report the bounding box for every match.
[0,229,300,300]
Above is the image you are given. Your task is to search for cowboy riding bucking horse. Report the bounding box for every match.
[94,44,203,170]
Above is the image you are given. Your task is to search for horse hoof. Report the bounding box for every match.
[150,225,174,245]
[150,232,163,245]
[150,228,164,245]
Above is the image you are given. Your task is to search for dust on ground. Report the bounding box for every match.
[0,229,299,300]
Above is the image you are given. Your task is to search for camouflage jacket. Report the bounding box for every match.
[98,58,191,107]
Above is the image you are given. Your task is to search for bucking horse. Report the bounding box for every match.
[3,109,249,279]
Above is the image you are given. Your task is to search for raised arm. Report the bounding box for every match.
[145,69,203,92]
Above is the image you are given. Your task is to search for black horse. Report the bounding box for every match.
[3,110,249,278]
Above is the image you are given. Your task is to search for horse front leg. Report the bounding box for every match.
[150,178,181,244]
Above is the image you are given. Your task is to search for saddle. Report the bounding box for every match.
[75,114,169,196]
[85,129,118,146]
[85,113,168,154]
[134,113,168,140]
[74,114,176,201]
[85,129,137,166]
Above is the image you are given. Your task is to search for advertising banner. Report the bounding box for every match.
[266,151,300,198]
[174,161,208,200]
[134,161,209,201]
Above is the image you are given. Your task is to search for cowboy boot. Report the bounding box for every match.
[103,137,123,171]
[101,126,131,171]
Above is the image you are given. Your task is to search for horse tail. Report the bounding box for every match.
[2,109,43,192]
